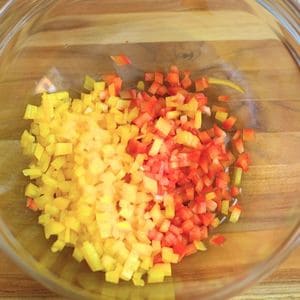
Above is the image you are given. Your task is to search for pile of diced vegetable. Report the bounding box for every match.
[21,58,254,286]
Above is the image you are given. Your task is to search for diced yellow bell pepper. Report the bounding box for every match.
[166,111,180,120]
[51,239,65,252]
[175,130,200,148]
[232,167,243,186]
[73,247,84,262]
[140,256,153,271]
[148,265,166,283]
[42,174,57,188]
[133,271,145,286]
[154,263,172,276]
[211,217,220,228]
[162,247,179,263]
[229,207,241,223]
[143,176,158,194]
[22,168,42,179]
[121,251,140,281]
[149,138,163,156]
[117,221,132,232]
[155,117,172,136]
[51,157,65,170]
[24,104,38,119]
[53,197,70,210]
[194,111,202,129]
[34,143,44,160]
[137,81,145,91]
[44,221,65,239]
[81,241,103,272]
[54,143,73,156]
[205,192,216,201]
[65,216,80,232]
[25,183,40,198]
[215,111,228,122]
[94,81,105,92]
[105,270,120,284]
[102,254,116,272]
[221,200,230,215]
[83,75,96,91]
[194,240,207,251]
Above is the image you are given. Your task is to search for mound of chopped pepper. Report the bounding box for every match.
[21,59,255,286]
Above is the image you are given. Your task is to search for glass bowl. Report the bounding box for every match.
[0,0,299,299]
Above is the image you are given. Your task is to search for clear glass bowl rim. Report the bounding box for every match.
[0,0,299,299]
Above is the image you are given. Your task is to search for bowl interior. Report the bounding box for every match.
[0,1,299,299]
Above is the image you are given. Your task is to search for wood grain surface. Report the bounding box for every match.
[0,0,299,299]
[0,247,299,299]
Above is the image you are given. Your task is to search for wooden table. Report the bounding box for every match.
[0,0,299,299]
[0,247,299,299]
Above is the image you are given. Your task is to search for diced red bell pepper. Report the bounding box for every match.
[195,77,209,92]
[173,242,187,258]
[243,128,255,141]
[232,130,241,141]
[164,231,177,246]
[230,186,240,197]
[201,212,215,226]
[215,177,227,189]
[140,97,158,116]
[194,93,208,106]
[129,88,137,99]
[170,65,180,74]
[108,83,116,97]
[26,197,38,211]
[189,226,207,242]
[102,73,118,84]
[126,139,148,156]
[154,72,164,85]
[192,214,201,225]
[148,81,161,95]
[207,145,220,160]
[133,112,152,128]
[177,207,193,220]
[182,219,194,233]
[112,77,122,95]
[145,72,155,81]
[233,138,244,154]
[153,253,163,264]
[181,75,192,89]
[235,152,250,172]
[222,116,237,130]
[199,157,209,173]
[210,234,226,246]
[203,174,214,187]
[172,216,183,227]
[196,200,206,214]
[169,225,183,236]
[185,243,197,256]
[123,173,131,183]
[195,180,204,193]
[110,54,131,66]
[166,72,180,85]
[218,95,229,102]
[157,85,168,96]
[217,172,230,182]
[221,189,231,200]
[198,131,211,144]
[209,130,217,140]
[214,124,226,137]
[185,187,195,201]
